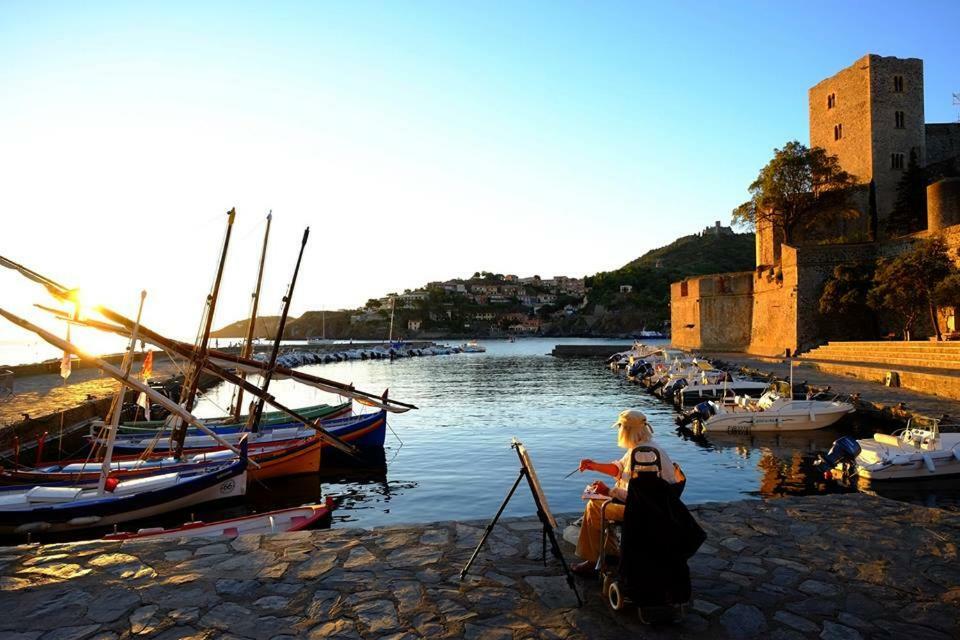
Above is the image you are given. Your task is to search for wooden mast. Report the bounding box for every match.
[172,208,235,458]
[246,227,310,433]
[232,211,272,422]
[98,290,146,494]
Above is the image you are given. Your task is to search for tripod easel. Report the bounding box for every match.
[460,439,581,606]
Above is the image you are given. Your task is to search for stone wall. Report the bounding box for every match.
[748,247,798,356]
[670,273,753,351]
[926,123,960,167]
[670,279,701,350]
[868,56,926,228]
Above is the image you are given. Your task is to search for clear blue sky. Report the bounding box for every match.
[1,1,958,338]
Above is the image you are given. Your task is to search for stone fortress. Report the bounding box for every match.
[672,54,960,356]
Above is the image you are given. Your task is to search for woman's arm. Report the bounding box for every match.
[579,458,619,477]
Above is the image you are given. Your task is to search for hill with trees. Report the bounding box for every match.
[548,231,756,335]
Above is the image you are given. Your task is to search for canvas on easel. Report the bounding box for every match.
[460,438,581,606]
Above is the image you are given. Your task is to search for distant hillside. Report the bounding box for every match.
[211,316,281,339]
[549,232,755,335]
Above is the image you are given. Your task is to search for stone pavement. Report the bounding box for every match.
[1,494,958,639]
[0,362,179,428]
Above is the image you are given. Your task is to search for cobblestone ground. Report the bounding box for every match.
[0,494,957,640]
[0,362,180,427]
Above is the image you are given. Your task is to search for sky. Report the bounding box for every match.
[1,1,959,342]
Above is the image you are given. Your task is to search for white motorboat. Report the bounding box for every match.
[675,380,771,405]
[822,421,960,482]
[461,340,486,353]
[688,390,855,434]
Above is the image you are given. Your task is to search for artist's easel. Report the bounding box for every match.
[460,438,581,606]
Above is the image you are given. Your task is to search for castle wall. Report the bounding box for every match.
[926,123,960,168]
[670,273,753,352]
[670,280,701,350]
[748,247,798,356]
[868,56,925,229]
[809,55,874,192]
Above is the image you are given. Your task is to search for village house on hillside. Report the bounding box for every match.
[672,54,960,356]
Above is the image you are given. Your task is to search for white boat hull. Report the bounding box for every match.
[851,433,960,481]
[703,405,853,433]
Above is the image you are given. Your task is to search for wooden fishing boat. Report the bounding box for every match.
[103,499,334,540]
[1,435,323,486]
[0,440,248,535]
[116,401,349,433]
[92,402,352,451]
[108,401,352,437]
[101,410,388,455]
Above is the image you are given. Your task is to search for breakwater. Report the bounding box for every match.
[3,493,956,639]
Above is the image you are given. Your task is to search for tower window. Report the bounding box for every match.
[895,111,905,128]
[893,75,904,92]
[891,153,905,169]
[827,93,836,109]
[834,123,843,141]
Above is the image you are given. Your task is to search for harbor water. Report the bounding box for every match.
[181,337,959,530]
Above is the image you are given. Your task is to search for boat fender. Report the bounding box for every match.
[14,521,52,534]
[815,436,861,474]
[953,447,960,462]
[922,454,936,473]
[67,516,103,526]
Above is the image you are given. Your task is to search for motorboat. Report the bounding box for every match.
[678,389,855,434]
[461,340,486,353]
[675,379,771,406]
[820,420,960,482]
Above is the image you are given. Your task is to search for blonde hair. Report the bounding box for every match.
[617,412,653,449]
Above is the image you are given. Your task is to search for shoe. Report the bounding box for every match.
[571,560,597,578]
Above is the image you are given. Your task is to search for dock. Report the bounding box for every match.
[2,493,956,639]
[551,344,633,358]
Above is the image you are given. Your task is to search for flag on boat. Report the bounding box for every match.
[141,350,153,380]
[60,324,72,380]
[136,391,151,420]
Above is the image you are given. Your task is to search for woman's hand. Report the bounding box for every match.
[578,458,594,473]
[591,480,610,496]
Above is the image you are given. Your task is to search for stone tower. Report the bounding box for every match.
[808,54,926,236]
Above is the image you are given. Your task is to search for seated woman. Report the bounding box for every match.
[572,409,678,576]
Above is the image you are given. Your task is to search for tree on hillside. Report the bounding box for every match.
[885,149,928,237]
[868,238,955,340]
[732,141,858,246]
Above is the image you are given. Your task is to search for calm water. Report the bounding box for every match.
[4,337,956,543]
[184,337,958,530]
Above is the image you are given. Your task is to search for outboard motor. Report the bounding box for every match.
[627,360,648,378]
[815,436,861,475]
[670,378,689,404]
[675,401,715,427]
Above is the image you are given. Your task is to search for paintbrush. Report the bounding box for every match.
[563,467,580,479]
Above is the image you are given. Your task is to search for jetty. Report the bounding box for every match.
[2,493,956,639]
[551,344,633,358]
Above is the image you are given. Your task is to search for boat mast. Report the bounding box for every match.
[98,290,146,494]
[172,208,235,458]
[233,211,272,422]
[387,295,395,343]
[246,227,310,434]
[322,309,325,340]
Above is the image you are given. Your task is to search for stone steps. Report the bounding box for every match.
[802,352,960,370]
[801,341,960,371]
[800,359,960,401]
